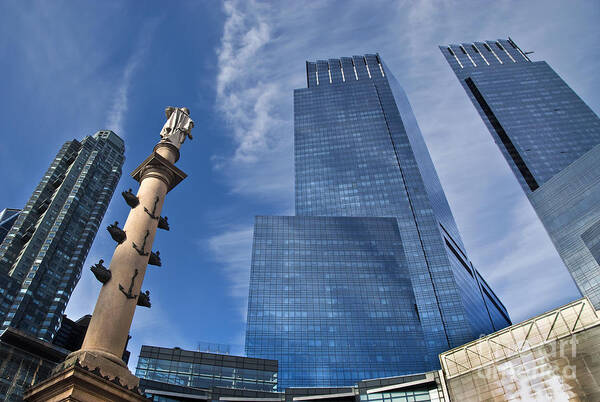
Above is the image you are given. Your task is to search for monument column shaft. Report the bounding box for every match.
[81,174,168,363]
[25,108,192,401]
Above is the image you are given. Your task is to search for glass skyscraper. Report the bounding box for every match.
[441,38,600,308]
[0,130,124,341]
[246,54,510,389]
[0,209,20,245]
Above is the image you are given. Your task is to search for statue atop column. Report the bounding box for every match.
[159,106,194,149]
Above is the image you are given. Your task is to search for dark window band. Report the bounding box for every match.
[445,239,473,278]
[465,77,539,191]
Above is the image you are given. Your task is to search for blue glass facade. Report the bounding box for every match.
[0,131,124,341]
[582,219,600,268]
[247,216,429,387]
[441,39,600,307]
[528,145,600,307]
[246,54,510,389]
[441,39,600,193]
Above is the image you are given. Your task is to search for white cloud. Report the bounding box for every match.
[213,0,296,209]
[473,196,579,322]
[216,0,276,163]
[211,1,454,200]
[206,225,254,319]
[105,59,139,138]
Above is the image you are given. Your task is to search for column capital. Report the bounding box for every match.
[131,151,187,192]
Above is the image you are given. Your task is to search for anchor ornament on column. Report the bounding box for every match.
[144,196,160,220]
[119,269,139,300]
[132,231,150,256]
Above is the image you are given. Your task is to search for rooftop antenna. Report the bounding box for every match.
[508,36,532,62]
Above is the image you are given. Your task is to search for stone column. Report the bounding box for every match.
[79,147,173,365]
[25,108,192,402]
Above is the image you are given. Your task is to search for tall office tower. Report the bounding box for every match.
[0,130,124,341]
[0,209,20,244]
[440,38,600,308]
[246,54,510,389]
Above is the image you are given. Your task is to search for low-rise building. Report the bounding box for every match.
[439,297,600,400]
[137,298,599,401]
[135,345,278,396]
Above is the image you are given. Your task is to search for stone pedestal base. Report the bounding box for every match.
[24,351,148,401]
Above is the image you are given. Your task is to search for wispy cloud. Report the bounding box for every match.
[105,19,160,137]
[212,1,451,200]
[211,0,594,326]
[105,57,141,137]
[216,0,275,162]
[213,0,296,207]
[206,225,254,319]
[474,196,577,322]
[205,223,258,354]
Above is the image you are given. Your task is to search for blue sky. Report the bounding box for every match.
[0,1,598,370]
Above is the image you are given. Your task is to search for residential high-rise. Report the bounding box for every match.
[0,130,124,341]
[245,54,510,389]
[0,208,20,244]
[440,38,600,308]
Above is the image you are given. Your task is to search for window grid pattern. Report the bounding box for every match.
[0,209,20,246]
[440,298,600,400]
[0,340,57,401]
[135,346,277,392]
[360,389,443,402]
[528,145,600,308]
[246,216,428,388]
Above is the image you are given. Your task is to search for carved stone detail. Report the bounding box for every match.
[121,188,140,208]
[158,216,170,231]
[90,259,111,284]
[148,251,161,267]
[131,152,187,192]
[159,107,194,150]
[137,290,151,308]
[107,221,126,244]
